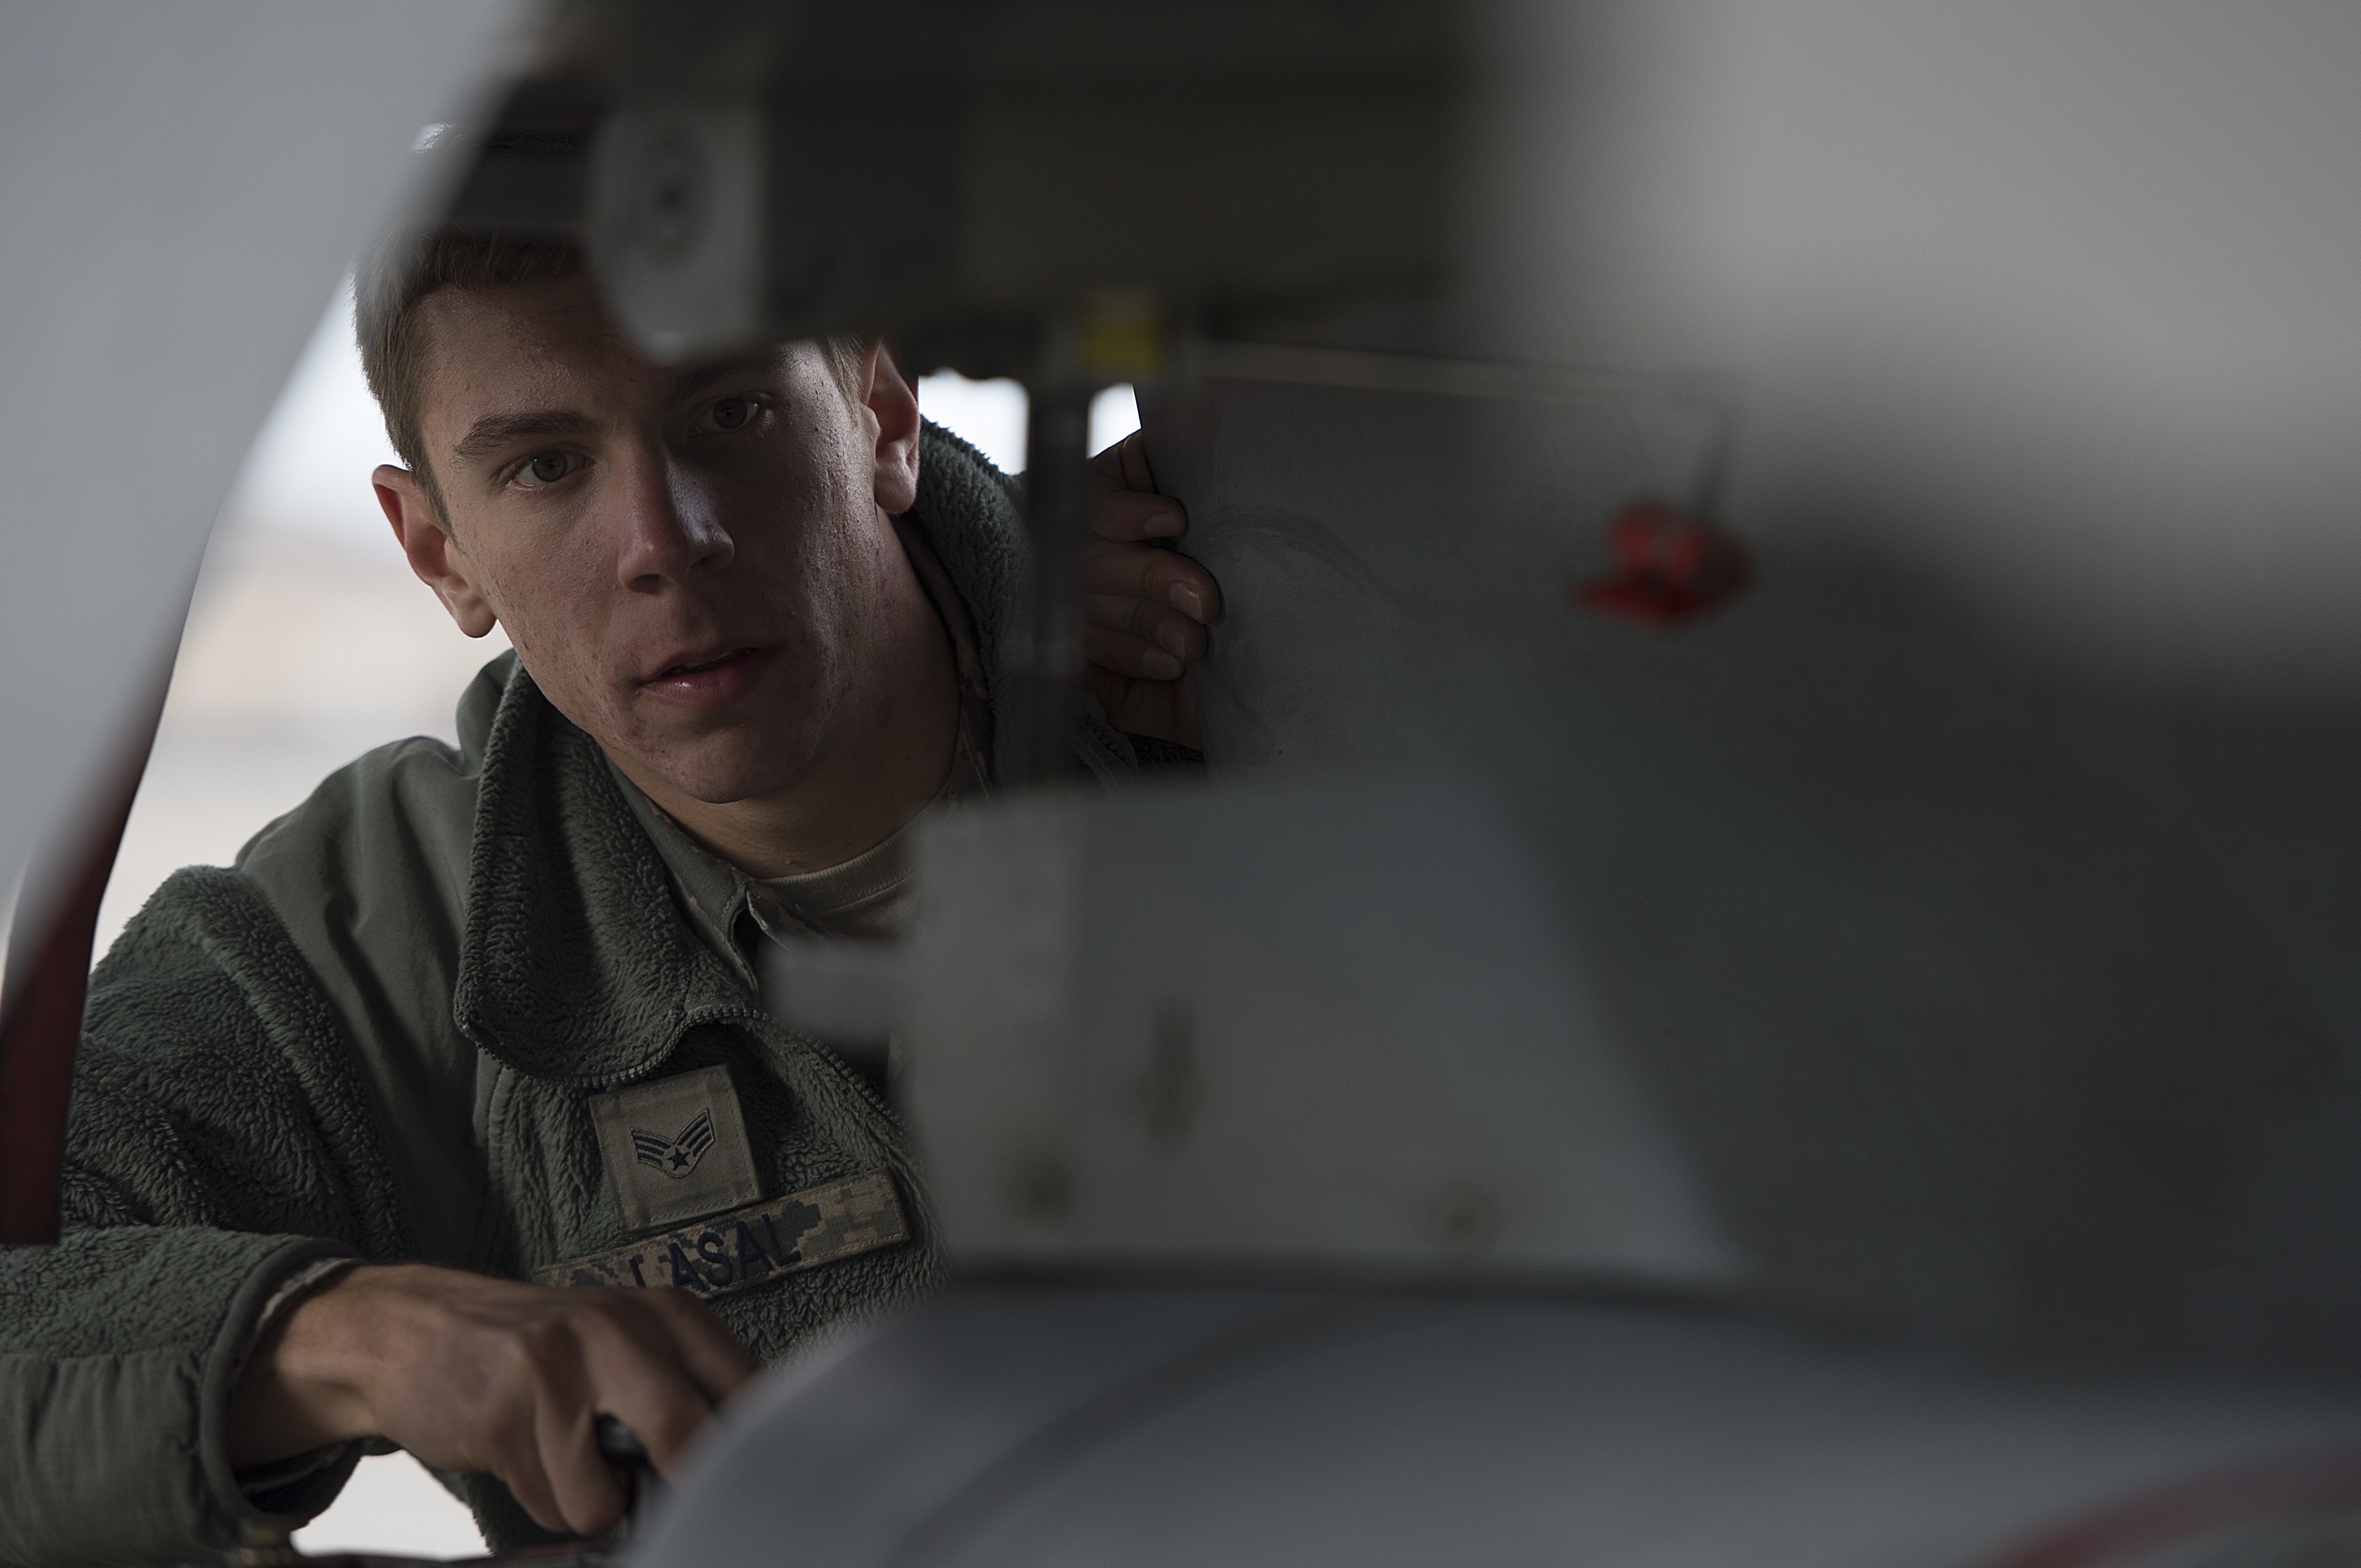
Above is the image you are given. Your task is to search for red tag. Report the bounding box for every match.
[1572,500,1750,624]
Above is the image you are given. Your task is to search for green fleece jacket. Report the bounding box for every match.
[0,426,1149,1565]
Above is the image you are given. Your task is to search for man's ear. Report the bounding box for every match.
[375,465,499,638]
[863,340,922,516]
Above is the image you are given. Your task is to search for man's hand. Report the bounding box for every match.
[229,1263,759,1538]
[1082,430,1222,750]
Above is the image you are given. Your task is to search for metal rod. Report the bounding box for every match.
[1010,379,1095,787]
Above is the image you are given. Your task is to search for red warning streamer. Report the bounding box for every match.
[1573,500,1751,625]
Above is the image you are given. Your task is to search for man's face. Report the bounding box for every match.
[389,278,916,805]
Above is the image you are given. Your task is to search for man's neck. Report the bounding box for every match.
[602,562,961,882]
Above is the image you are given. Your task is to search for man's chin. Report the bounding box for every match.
[622,735,820,809]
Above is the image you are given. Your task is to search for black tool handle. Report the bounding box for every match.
[596,1415,649,1466]
[596,1415,656,1534]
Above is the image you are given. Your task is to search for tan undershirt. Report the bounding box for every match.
[745,794,932,942]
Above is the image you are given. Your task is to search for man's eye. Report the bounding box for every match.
[704,398,756,433]
[518,451,575,487]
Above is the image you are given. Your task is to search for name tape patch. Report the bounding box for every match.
[536,1168,908,1303]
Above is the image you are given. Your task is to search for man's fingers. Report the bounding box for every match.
[1088,489,1186,542]
[256,1264,766,1539]
[1085,540,1221,623]
[1084,595,1206,667]
[474,1388,566,1534]
[1086,625,1188,683]
[629,1289,762,1406]
[492,1289,737,1533]
[492,1438,570,1537]
[536,1398,628,1538]
[511,1315,631,1537]
[484,1331,608,1537]
[1083,663,1202,752]
[1079,433,1226,680]
[571,1305,728,1477]
[1087,428,1158,494]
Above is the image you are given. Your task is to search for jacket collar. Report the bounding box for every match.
[453,661,754,1086]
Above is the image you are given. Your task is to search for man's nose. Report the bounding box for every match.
[611,452,734,589]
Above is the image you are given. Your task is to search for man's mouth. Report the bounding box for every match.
[639,644,777,705]
[655,648,757,680]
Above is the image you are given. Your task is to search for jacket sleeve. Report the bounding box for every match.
[0,867,414,1567]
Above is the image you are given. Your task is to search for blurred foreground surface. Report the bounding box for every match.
[639,1284,2361,1568]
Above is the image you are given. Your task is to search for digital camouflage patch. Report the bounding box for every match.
[536,1168,908,1302]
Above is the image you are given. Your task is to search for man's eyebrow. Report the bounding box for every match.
[669,350,787,403]
[451,410,596,464]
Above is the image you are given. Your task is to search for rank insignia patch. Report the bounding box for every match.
[589,1065,762,1232]
[633,1109,715,1178]
[535,1169,909,1303]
